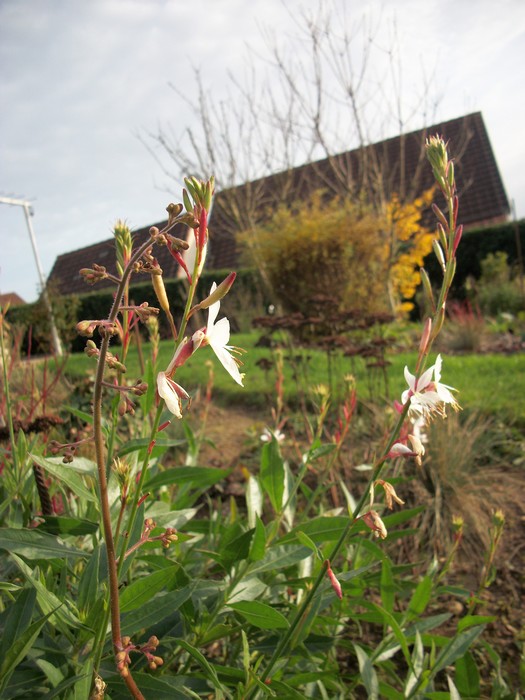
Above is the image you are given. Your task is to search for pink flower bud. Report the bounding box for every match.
[325,560,343,599]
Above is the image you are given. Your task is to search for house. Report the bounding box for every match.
[0,292,26,308]
[48,112,509,296]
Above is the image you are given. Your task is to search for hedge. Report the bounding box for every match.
[423,219,525,293]
[7,220,524,354]
[6,268,265,355]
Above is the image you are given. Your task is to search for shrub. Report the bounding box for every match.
[239,192,390,316]
[475,251,525,316]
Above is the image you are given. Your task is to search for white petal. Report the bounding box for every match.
[434,354,443,383]
[390,442,416,456]
[206,283,220,329]
[404,365,416,390]
[157,372,183,418]
[436,383,457,404]
[213,344,244,386]
[416,364,435,391]
[209,316,231,348]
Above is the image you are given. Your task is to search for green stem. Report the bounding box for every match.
[91,235,156,698]
[246,404,410,697]
[0,318,19,480]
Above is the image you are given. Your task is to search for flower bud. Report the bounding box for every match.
[189,272,236,316]
[152,270,170,315]
[325,560,343,600]
[84,340,99,358]
[419,268,435,311]
[166,202,183,222]
[182,188,193,214]
[432,239,446,271]
[76,320,98,337]
[419,317,432,355]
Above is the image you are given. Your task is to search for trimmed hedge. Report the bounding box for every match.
[8,220,524,354]
[7,268,265,355]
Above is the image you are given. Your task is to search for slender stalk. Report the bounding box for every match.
[91,235,156,698]
[245,404,410,697]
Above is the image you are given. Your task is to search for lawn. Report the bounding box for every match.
[65,330,525,424]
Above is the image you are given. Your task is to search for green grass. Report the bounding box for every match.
[65,331,525,424]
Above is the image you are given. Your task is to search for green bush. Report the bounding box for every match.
[238,192,390,317]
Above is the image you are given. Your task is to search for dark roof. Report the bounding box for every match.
[207,111,510,269]
[48,112,509,295]
[48,220,186,295]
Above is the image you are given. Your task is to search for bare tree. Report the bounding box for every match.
[143,0,473,278]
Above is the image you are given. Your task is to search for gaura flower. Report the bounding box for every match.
[402,354,459,420]
[375,479,405,510]
[361,510,388,540]
[156,371,189,419]
[202,282,245,386]
[260,427,285,443]
[388,434,425,466]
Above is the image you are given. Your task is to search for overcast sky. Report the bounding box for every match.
[1,0,524,304]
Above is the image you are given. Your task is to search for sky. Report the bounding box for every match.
[1,0,525,304]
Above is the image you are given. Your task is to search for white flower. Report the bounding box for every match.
[260,427,285,443]
[204,283,244,386]
[402,354,459,420]
[157,371,189,418]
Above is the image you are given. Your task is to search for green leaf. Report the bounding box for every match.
[354,644,379,700]
[380,559,395,613]
[0,588,36,659]
[105,672,190,699]
[229,601,289,630]
[0,608,54,692]
[408,575,433,618]
[10,554,82,634]
[35,659,63,688]
[173,639,229,698]
[31,454,97,503]
[246,475,263,528]
[118,436,186,457]
[454,651,480,698]
[38,516,99,536]
[64,405,94,425]
[304,443,336,462]
[295,530,322,560]
[369,603,413,673]
[382,505,425,528]
[120,586,192,637]
[77,544,102,615]
[120,565,179,612]
[0,528,85,559]
[432,626,485,677]
[457,614,496,632]
[144,466,230,491]
[227,577,267,604]
[248,544,312,575]
[248,515,266,562]
[260,437,284,513]
[447,674,462,700]
[218,527,254,566]
[278,516,352,545]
